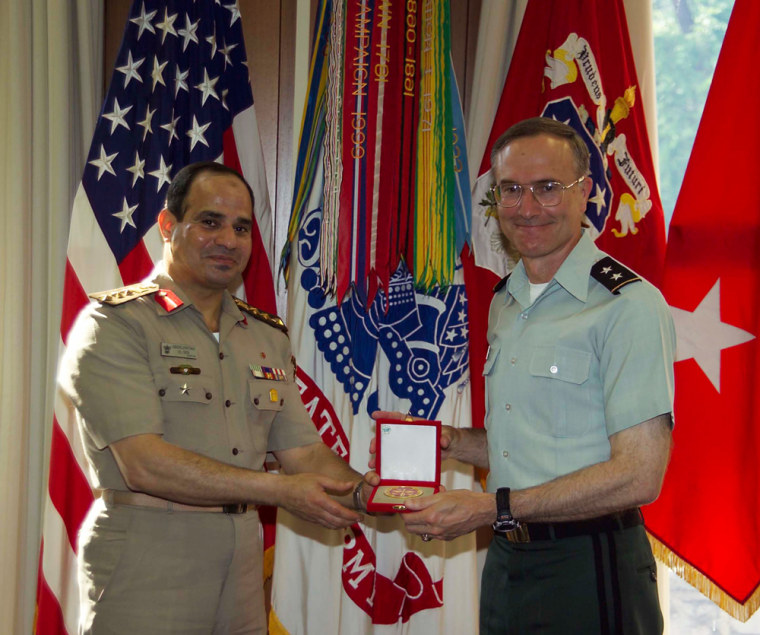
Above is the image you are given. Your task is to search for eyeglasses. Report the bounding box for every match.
[489,176,586,208]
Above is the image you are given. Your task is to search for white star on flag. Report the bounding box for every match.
[137,105,156,141]
[126,151,145,186]
[149,155,173,192]
[160,111,181,144]
[206,28,219,58]
[670,278,755,392]
[174,66,190,96]
[178,15,200,51]
[187,116,211,151]
[116,50,144,87]
[224,1,241,25]
[195,68,220,105]
[220,40,238,68]
[112,197,139,232]
[102,98,132,133]
[89,145,118,180]
[150,55,168,90]
[151,55,168,89]
[156,8,178,44]
[130,1,157,40]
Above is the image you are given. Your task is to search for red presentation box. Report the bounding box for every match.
[366,418,441,513]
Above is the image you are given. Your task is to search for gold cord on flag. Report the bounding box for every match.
[414,0,456,292]
[282,0,334,286]
[285,0,465,301]
[321,0,346,294]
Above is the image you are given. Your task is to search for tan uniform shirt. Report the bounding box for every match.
[60,270,319,491]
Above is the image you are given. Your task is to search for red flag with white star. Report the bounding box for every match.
[644,0,760,620]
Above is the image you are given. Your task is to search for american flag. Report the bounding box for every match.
[35,2,275,632]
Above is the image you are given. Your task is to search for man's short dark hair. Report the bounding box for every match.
[490,117,591,177]
[166,161,255,221]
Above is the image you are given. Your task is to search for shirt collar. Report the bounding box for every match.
[148,267,243,323]
[149,269,192,314]
[507,231,601,304]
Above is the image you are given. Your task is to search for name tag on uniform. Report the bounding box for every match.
[161,342,198,359]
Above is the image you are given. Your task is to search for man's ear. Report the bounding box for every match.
[157,208,176,242]
[581,175,594,199]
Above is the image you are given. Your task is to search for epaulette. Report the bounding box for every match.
[89,283,159,305]
[493,274,511,293]
[234,297,288,334]
[590,256,641,295]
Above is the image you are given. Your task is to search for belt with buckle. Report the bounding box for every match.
[100,490,252,514]
[494,508,643,543]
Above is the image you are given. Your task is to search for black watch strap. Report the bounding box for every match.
[492,487,521,532]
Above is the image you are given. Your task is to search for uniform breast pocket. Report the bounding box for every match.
[248,380,286,413]
[529,346,592,437]
[157,377,214,447]
[158,376,212,405]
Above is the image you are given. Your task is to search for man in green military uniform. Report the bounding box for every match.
[392,118,675,634]
[60,161,371,634]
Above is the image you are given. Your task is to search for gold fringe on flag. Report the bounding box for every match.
[268,608,290,635]
[648,533,760,622]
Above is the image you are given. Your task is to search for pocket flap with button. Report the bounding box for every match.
[249,380,285,412]
[529,346,591,385]
[159,376,211,403]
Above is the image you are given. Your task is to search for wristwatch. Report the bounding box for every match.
[492,487,521,532]
[352,480,366,512]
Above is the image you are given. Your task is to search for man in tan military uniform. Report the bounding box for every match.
[60,161,370,634]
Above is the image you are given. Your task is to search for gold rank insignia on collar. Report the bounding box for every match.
[234,297,288,334]
[89,283,159,305]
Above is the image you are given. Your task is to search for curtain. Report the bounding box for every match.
[0,1,101,632]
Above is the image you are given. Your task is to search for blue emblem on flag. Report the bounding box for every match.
[542,98,613,235]
[298,209,469,418]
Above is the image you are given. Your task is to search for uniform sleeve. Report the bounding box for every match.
[59,303,165,449]
[599,284,676,436]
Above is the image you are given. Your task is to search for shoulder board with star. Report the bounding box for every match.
[234,297,288,334]
[493,274,511,293]
[590,257,641,295]
[89,283,160,305]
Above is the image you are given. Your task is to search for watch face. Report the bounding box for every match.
[492,518,521,532]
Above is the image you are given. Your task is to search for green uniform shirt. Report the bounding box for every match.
[484,232,676,492]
